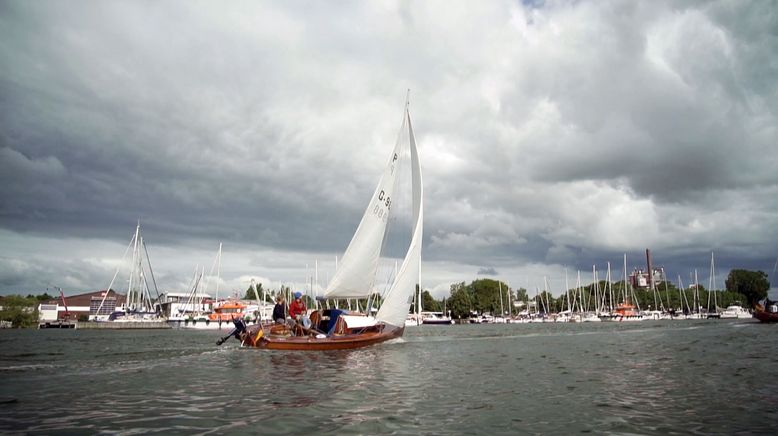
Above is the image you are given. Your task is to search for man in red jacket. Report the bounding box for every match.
[289,291,307,319]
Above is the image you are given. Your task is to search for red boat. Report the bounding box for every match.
[753,303,778,323]
[218,98,423,351]
[232,309,404,350]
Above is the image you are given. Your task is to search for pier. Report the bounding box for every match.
[38,320,77,329]
[77,321,171,329]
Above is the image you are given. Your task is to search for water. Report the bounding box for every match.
[1,320,777,435]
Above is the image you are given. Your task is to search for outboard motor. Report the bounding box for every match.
[216,318,247,345]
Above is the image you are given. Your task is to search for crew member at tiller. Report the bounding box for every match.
[289,291,307,319]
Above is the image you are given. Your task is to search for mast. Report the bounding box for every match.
[663,268,671,312]
[711,252,718,312]
[678,275,690,314]
[250,278,262,322]
[647,249,660,313]
[128,223,140,310]
[94,233,135,319]
[708,251,718,314]
[565,269,571,314]
[576,271,582,313]
[597,262,613,315]
[200,265,205,312]
[694,269,700,315]
[592,265,597,314]
[608,262,614,313]
[622,254,628,305]
[507,281,512,318]
[498,281,504,319]
[216,242,222,303]
[417,255,422,323]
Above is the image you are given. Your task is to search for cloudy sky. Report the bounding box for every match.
[1,0,777,298]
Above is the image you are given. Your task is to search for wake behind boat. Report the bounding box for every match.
[223,96,423,350]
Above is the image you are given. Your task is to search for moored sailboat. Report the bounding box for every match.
[225,96,423,350]
[91,223,164,323]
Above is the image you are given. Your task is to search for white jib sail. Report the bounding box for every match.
[324,105,413,299]
[376,107,423,327]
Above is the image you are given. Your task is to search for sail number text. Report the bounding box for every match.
[373,154,398,222]
[373,189,391,221]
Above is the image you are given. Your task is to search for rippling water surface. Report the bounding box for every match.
[2,320,777,434]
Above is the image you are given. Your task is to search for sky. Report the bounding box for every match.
[1,0,777,299]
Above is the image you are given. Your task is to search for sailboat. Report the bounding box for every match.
[91,222,163,322]
[706,252,721,319]
[165,244,249,329]
[405,285,423,326]
[226,96,423,350]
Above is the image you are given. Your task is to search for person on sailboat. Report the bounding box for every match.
[289,292,307,319]
[287,292,308,336]
[272,295,286,324]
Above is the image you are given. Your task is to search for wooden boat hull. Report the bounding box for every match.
[753,304,778,323]
[240,323,404,350]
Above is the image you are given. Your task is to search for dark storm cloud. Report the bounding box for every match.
[0,1,375,254]
[477,267,498,276]
[1,0,777,296]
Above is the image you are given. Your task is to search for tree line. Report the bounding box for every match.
[0,293,56,328]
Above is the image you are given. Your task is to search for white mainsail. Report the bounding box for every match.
[376,107,423,327]
[324,102,417,299]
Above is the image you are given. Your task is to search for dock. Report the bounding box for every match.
[37,321,172,329]
[38,320,77,329]
[77,321,171,329]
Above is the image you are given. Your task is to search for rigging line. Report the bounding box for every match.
[183,266,200,313]
[95,231,136,316]
[143,238,161,301]
[140,265,157,312]
[203,244,220,296]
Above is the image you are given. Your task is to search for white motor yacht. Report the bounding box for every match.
[720,305,752,319]
[421,311,454,325]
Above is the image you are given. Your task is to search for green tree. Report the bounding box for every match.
[536,290,555,313]
[725,269,770,306]
[448,282,472,319]
[0,295,39,328]
[36,292,55,302]
[421,290,441,312]
[244,283,265,300]
[27,293,55,302]
[470,278,511,315]
[514,287,528,302]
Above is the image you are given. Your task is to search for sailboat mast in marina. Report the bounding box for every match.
[91,222,161,322]
[225,95,423,350]
[707,252,720,318]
